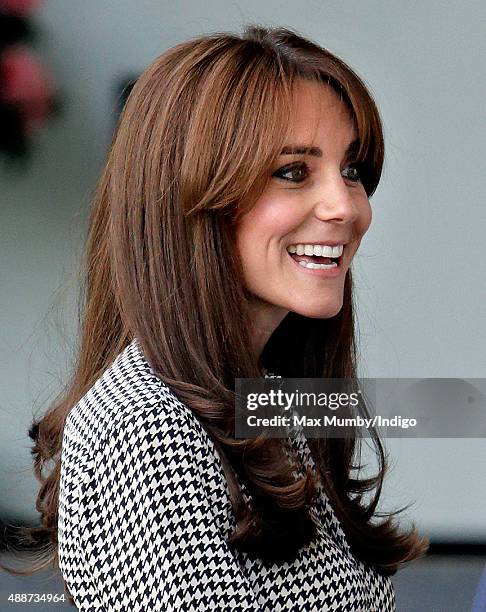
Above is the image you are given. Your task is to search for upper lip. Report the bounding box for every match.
[286,240,349,247]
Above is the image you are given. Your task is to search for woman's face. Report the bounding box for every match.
[235,79,372,324]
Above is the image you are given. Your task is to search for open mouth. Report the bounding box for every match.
[286,245,344,270]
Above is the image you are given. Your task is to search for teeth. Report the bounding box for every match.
[287,244,344,257]
[298,260,338,269]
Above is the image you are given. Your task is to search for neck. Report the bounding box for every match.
[248,299,288,360]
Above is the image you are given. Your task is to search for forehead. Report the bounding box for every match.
[286,79,357,146]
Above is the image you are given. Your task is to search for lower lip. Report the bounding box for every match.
[287,251,343,278]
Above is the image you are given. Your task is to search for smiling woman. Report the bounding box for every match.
[1,24,428,611]
[235,79,372,344]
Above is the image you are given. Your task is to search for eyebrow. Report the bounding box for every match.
[280,138,360,158]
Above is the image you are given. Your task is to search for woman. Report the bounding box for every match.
[4,25,428,610]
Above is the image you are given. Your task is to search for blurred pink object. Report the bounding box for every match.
[0,0,43,16]
[0,45,55,133]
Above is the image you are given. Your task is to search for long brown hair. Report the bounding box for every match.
[1,24,428,600]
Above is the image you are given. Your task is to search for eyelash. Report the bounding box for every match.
[272,161,362,184]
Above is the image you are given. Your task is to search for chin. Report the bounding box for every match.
[291,298,344,319]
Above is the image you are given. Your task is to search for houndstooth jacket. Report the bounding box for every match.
[57,337,396,611]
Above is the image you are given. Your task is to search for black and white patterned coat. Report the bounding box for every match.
[57,337,396,611]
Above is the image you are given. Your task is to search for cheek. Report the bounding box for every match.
[236,193,302,254]
[253,193,300,235]
[234,211,268,274]
[357,198,372,236]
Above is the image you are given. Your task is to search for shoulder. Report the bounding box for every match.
[63,338,206,454]
[59,338,235,531]
[60,338,224,498]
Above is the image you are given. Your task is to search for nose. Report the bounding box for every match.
[311,173,361,224]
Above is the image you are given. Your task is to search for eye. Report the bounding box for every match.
[342,163,362,183]
[272,162,309,184]
[273,161,363,185]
